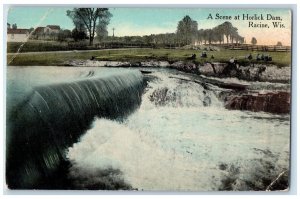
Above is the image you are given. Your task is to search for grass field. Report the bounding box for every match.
[7,48,291,67]
[7,41,95,53]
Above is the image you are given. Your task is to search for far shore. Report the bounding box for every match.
[7,48,291,67]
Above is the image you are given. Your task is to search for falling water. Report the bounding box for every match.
[6,67,145,189]
[67,70,290,191]
[6,67,290,190]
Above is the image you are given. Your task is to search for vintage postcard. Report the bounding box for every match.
[5,6,292,191]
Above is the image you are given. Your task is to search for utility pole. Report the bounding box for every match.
[112,27,115,37]
[112,27,116,48]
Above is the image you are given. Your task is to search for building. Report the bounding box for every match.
[7,28,30,42]
[34,27,46,34]
[44,25,61,34]
[31,25,61,40]
[30,27,45,39]
[7,24,61,42]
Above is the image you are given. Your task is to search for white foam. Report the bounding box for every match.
[67,71,290,191]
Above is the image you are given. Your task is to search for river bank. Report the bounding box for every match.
[61,59,290,83]
[7,48,291,67]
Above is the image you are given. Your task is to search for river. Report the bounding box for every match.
[6,66,290,191]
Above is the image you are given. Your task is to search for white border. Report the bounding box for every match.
[1,0,299,198]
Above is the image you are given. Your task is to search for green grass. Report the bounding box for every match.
[7,41,94,53]
[7,48,291,67]
[8,41,69,53]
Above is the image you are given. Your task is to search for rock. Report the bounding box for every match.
[130,62,141,67]
[202,62,229,76]
[170,61,198,74]
[62,60,132,67]
[170,61,185,68]
[140,61,170,67]
[149,87,175,106]
[225,91,290,114]
[187,54,196,60]
[203,96,212,107]
[237,65,266,81]
[199,63,215,76]
[140,70,152,74]
[259,66,291,83]
[237,64,291,83]
[104,61,131,67]
[199,63,270,81]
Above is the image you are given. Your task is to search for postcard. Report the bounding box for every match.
[5,6,292,191]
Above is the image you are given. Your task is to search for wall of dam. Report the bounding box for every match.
[6,69,145,189]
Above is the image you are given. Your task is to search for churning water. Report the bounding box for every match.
[6,67,290,191]
[67,70,290,191]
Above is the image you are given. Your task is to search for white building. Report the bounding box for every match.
[7,29,30,42]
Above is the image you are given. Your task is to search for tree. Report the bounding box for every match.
[176,15,198,45]
[220,21,234,44]
[212,26,224,44]
[229,27,238,44]
[96,17,111,42]
[143,35,154,45]
[197,29,205,45]
[58,29,72,42]
[12,23,17,29]
[237,36,245,44]
[67,8,112,45]
[251,37,257,45]
[196,22,242,45]
[71,28,87,41]
[276,41,283,46]
[96,10,112,42]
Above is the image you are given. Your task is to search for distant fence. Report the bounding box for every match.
[93,42,154,49]
[219,44,291,52]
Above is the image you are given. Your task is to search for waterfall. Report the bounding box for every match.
[6,70,145,189]
[6,68,290,191]
[143,72,223,109]
[66,71,289,191]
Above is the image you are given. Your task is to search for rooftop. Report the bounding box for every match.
[7,29,29,34]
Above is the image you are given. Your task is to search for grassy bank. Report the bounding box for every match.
[7,41,97,53]
[8,41,70,53]
[7,48,291,67]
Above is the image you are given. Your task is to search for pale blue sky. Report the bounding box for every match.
[7,6,291,45]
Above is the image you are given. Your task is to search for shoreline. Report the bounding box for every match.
[60,59,291,84]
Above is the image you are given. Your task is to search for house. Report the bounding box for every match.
[31,25,61,40]
[34,27,46,34]
[44,25,61,34]
[31,27,46,39]
[7,29,30,42]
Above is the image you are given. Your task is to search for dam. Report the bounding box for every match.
[6,67,145,189]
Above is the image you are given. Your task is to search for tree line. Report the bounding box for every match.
[176,16,245,46]
[65,9,286,47]
[65,9,246,47]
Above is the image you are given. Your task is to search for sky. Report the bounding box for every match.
[6,6,291,45]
